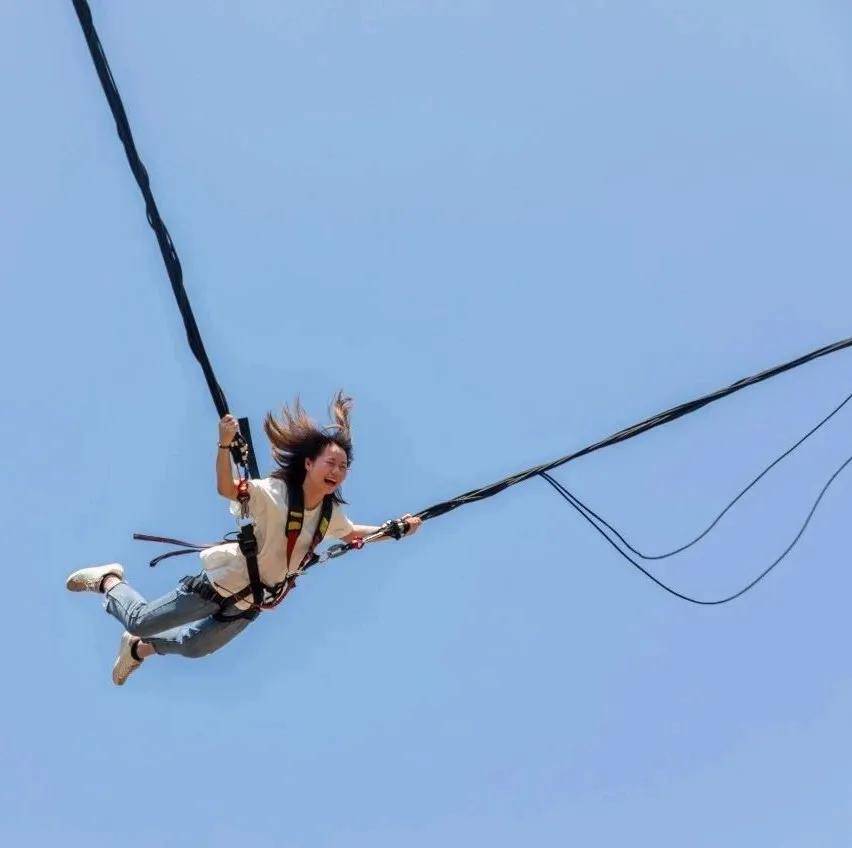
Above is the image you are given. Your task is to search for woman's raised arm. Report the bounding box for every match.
[216,414,240,500]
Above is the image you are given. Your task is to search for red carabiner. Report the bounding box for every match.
[236,478,250,503]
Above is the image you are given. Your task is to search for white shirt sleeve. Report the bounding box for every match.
[327,503,356,539]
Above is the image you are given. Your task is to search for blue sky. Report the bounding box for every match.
[3,2,852,845]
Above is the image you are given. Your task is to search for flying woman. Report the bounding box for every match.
[65,392,422,685]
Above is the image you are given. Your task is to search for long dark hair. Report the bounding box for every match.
[263,391,353,504]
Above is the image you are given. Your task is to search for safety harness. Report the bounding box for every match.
[231,478,335,612]
[134,431,415,618]
[135,477,337,620]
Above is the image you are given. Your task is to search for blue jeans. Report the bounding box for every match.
[104,574,255,658]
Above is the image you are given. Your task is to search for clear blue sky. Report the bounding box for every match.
[3,2,852,845]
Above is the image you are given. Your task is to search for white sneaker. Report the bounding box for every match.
[65,563,125,593]
[112,631,143,686]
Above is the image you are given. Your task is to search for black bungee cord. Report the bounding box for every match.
[70,0,852,603]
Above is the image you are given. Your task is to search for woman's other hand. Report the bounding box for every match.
[401,514,422,537]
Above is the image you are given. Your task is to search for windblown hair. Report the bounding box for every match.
[264,391,353,504]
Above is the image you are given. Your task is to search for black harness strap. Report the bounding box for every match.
[133,532,216,568]
[227,483,335,613]
[285,484,334,572]
[237,523,264,607]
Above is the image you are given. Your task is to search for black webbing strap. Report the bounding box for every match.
[237,523,264,607]
[285,484,335,573]
[135,532,222,568]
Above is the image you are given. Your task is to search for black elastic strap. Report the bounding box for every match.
[417,336,852,522]
[70,0,260,477]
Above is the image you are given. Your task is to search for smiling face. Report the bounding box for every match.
[304,442,350,496]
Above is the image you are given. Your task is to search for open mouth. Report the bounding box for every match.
[324,478,338,487]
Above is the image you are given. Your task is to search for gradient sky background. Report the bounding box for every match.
[3,2,852,846]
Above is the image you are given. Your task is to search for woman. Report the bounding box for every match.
[66,392,422,685]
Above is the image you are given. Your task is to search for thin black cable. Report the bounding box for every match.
[549,391,852,561]
[417,336,852,522]
[540,458,852,605]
